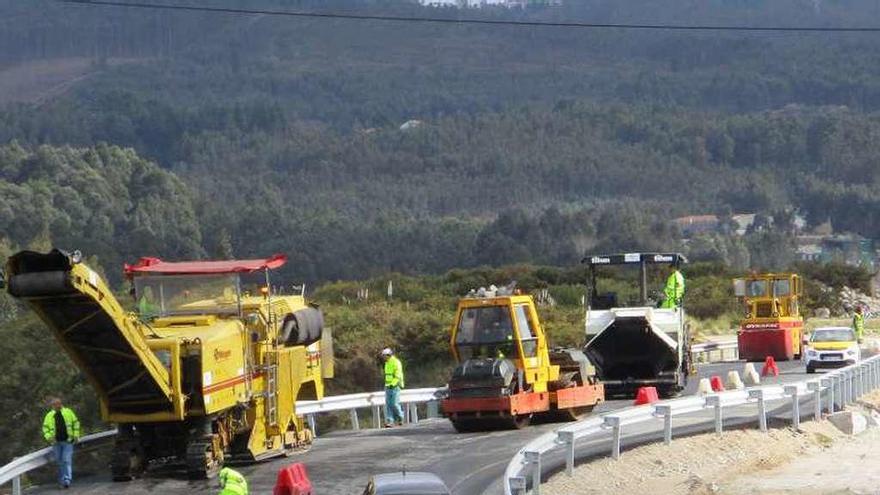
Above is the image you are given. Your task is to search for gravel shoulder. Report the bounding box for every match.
[545,392,880,495]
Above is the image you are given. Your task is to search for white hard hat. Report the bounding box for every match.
[381,348,393,356]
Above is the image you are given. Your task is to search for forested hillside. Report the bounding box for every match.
[3,0,880,461]
[2,0,880,284]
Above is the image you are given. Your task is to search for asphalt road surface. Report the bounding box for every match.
[29,359,810,495]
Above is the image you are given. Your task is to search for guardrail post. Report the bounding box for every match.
[749,389,767,432]
[821,378,833,413]
[409,403,419,423]
[871,359,880,389]
[349,409,360,431]
[12,475,21,495]
[705,395,722,435]
[871,361,877,391]
[307,414,318,437]
[604,416,622,459]
[846,372,852,405]
[851,370,856,402]
[784,385,800,430]
[373,405,382,429]
[655,405,672,445]
[558,431,575,476]
[524,451,542,495]
[857,366,863,398]
[509,476,527,495]
[427,400,439,419]
[871,359,880,388]
[807,381,821,421]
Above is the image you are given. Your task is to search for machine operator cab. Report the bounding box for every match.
[733,272,804,361]
[449,285,554,393]
[733,273,802,320]
[452,288,543,364]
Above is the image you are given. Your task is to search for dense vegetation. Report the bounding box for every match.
[3,0,880,465]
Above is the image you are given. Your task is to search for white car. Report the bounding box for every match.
[803,327,860,373]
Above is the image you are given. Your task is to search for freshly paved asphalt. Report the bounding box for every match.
[29,359,811,495]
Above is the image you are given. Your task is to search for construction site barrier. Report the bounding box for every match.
[503,353,880,495]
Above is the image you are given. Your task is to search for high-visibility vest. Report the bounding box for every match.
[384,356,404,388]
[854,312,865,338]
[42,407,81,443]
[218,467,248,495]
[663,270,685,306]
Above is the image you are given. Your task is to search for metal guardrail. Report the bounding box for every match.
[0,387,442,494]
[504,353,880,495]
[690,338,738,362]
[299,387,443,433]
[0,430,117,494]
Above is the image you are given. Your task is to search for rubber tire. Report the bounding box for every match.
[555,405,595,422]
[806,365,815,374]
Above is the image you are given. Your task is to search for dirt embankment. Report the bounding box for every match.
[546,392,880,495]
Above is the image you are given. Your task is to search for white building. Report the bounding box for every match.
[419,0,557,8]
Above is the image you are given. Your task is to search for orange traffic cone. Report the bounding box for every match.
[634,386,660,405]
[709,375,725,392]
[761,356,779,377]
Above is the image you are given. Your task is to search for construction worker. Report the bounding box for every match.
[137,285,159,319]
[854,305,865,344]
[381,348,405,427]
[217,467,248,495]
[42,398,80,489]
[661,264,685,309]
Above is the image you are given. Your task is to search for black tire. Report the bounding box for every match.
[806,364,815,374]
[508,414,531,430]
[450,419,480,433]
[280,307,324,346]
[110,436,144,482]
[555,405,595,422]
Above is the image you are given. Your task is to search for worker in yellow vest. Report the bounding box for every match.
[217,467,248,495]
[42,397,80,489]
[661,265,685,309]
[854,305,865,344]
[381,348,405,427]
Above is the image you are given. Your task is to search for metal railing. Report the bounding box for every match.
[298,387,443,434]
[504,353,880,495]
[0,387,442,494]
[691,338,738,363]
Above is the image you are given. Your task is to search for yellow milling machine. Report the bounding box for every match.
[3,249,333,480]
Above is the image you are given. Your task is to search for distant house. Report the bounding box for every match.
[674,212,764,237]
[399,119,424,131]
[731,214,757,236]
[796,234,876,269]
[419,0,561,7]
[674,215,719,237]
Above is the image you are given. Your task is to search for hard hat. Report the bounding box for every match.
[381,348,393,356]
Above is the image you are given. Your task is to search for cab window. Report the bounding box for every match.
[513,305,537,357]
[773,279,791,297]
[455,306,517,359]
[746,280,767,297]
